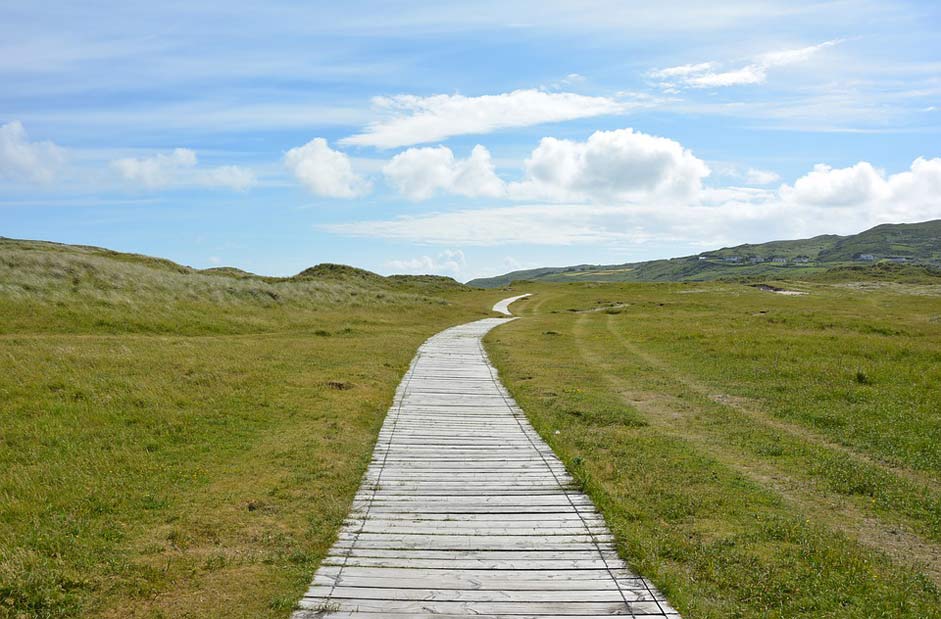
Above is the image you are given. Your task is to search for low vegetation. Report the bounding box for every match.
[0,238,505,619]
[469,219,941,286]
[5,235,941,618]
[485,279,941,617]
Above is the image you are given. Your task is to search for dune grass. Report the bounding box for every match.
[485,280,941,618]
[0,240,507,619]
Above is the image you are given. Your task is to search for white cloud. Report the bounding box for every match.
[544,73,587,90]
[326,204,638,246]
[744,168,781,185]
[648,62,716,79]
[112,148,197,188]
[0,120,66,183]
[510,128,710,202]
[383,145,504,200]
[202,165,257,191]
[781,157,941,222]
[112,148,256,191]
[686,65,766,88]
[377,128,710,204]
[283,138,371,198]
[386,249,466,275]
[781,161,888,206]
[700,185,775,204]
[340,89,627,148]
[758,40,841,68]
[652,40,841,89]
[325,157,941,250]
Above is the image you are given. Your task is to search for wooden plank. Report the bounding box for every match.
[320,558,624,570]
[299,615,679,619]
[296,598,661,614]
[303,586,633,602]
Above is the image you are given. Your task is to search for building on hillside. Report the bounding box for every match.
[886,256,910,263]
[724,256,742,263]
[771,256,787,264]
[856,254,876,261]
[792,256,811,264]
[749,256,765,264]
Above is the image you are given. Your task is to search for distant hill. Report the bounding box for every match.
[0,237,468,299]
[467,220,941,287]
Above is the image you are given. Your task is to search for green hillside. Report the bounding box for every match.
[468,219,941,287]
[819,220,941,262]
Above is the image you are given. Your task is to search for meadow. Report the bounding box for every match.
[0,239,506,618]
[484,278,941,618]
[4,237,941,619]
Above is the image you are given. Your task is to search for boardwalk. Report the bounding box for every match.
[293,296,680,618]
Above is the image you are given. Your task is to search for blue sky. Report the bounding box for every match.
[2,1,940,281]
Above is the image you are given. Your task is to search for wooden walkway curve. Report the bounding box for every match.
[293,295,680,618]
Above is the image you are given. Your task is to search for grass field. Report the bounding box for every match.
[5,237,941,618]
[485,279,941,618]
[0,240,507,619]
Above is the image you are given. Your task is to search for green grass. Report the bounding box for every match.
[6,235,941,618]
[0,239,509,619]
[468,219,941,287]
[485,280,941,618]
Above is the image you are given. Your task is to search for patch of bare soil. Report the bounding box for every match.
[751,283,806,295]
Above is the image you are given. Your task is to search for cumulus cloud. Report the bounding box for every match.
[340,89,627,148]
[511,128,710,202]
[386,249,466,275]
[112,148,256,191]
[652,40,841,89]
[0,120,66,183]
[325,157,941,249]
[113,148,197,188]
[383,145,504,200]
[283,138,371,198]
[744,168,781,185]
[781,161,888,206]
[780,157,941,221]
[377,128,710,203]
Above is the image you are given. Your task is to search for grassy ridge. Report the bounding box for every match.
[0,239,507,618]
[469,219,941,287]
[485,281,941,617]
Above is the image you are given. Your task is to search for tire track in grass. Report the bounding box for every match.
[602,314,941,497]
[569,312,941,585]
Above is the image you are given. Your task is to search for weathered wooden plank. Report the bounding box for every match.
[320,557,624,570]
[320,547,627,570]
[296,598,660,614]
[310,576,649,593]
[298,614,679,619]
[303,586,634,602]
